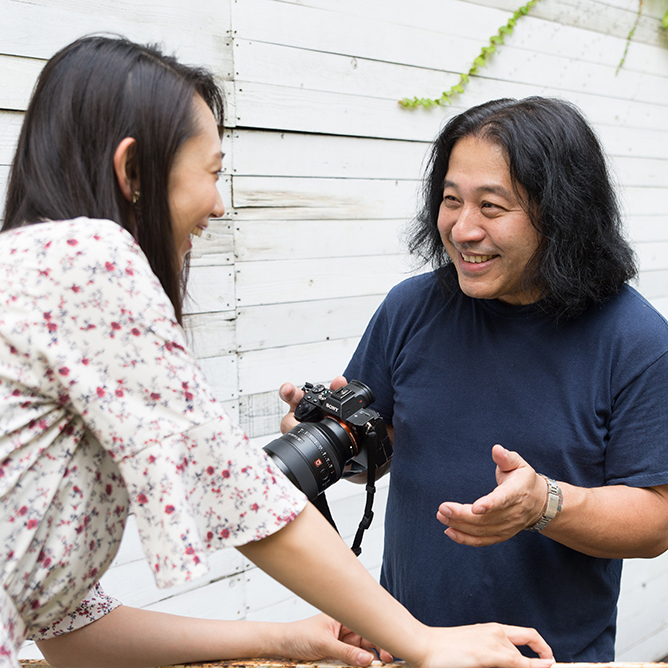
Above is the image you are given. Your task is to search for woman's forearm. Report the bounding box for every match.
[37,607,290,668]
[239,502,428,665]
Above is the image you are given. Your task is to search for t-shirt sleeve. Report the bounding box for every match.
[21,219,307,588]
[28,582,121,640]
[605,348,668,488]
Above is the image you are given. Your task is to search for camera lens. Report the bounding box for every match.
[263,417,358,500]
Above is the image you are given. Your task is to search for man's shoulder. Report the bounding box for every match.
[599,285,668,336]
[384,271,443,310]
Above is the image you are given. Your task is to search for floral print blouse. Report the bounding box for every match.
[0,218,306,659]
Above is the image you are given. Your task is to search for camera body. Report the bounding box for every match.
[263,380,392,501]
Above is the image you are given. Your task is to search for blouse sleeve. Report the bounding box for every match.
[18,219,307,587]
[28,582,121,640]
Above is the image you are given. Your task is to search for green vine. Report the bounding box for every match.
[399,0,539,109]
[617,0,644,74]
[617,1,668,74]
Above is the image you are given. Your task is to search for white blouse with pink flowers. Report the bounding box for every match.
[0,218,306,656]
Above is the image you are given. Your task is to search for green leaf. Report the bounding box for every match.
[663,9,668,29]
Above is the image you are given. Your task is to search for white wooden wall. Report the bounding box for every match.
[2,0,667,661]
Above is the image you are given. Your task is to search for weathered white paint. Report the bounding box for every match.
[5,0,667,661]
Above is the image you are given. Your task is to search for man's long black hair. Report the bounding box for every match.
[409,97,637,320]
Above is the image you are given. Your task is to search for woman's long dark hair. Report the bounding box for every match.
[3,35,224,324]
[409,97,637,320]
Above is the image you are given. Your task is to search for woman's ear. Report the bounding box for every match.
[113,137,138,202]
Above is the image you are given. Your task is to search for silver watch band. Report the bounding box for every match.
[526,475,563,532]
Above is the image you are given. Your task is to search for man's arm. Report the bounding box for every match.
[437,444,668,559]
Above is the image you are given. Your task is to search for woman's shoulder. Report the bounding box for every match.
[2,217,137,256]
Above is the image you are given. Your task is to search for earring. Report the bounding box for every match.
[132,190,140,204]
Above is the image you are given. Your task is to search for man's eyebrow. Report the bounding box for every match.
[442,179,514,199]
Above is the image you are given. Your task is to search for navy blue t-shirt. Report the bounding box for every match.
[345,271,668,661]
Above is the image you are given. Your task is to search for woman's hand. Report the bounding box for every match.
[275,613,394,665]
[412,623,553,668]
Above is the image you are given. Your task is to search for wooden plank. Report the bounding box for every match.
[233,28,668,104]
[613,156,668,189]
[184,311,237,358]
[229,130,430,180]
[234,0,668,74]
[235,255,411,306]
[635,242,668,272]
[189,214,235,263]
[637,270,668,301]
[184,265,235,314]
[617,554,668,660]
[0,55,45,112]
[234,79,668,143]
[198,354,238,402]
[237,338,361,395]
[0,110,23,164]
[622,187,668,217]
[627,216,668,243]
[99,542,245,610]
[234,219,406,261]
[0,0,234,75]
[233,38,476,102]
[236,295,385,352]
[145,573,247,620]
[598,126,668,161]
[239,390,285,439]
[469,0,666,47]
[231,176,420,220]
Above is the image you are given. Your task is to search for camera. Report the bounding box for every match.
[263,380,393,501]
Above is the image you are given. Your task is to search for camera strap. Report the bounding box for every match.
[312,492,339,533]
[351,429,377,557]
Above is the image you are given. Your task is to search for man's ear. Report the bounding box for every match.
[113,137,138,202]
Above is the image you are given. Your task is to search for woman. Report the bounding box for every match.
[0,36,553,668]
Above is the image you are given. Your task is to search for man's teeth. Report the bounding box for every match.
[462,253,495,263]
[191,227,203,237]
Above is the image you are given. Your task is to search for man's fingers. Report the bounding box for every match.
[492,443,525,473]
[279,382,301,409]
[331,375,348,390]
[444,526,509,546]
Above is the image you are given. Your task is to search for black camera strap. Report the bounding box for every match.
[351,429,377,557]
[312,492,338,533]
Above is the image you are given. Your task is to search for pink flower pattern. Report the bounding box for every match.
[0,218,306,662]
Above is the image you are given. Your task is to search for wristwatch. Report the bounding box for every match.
[526,475,563,532]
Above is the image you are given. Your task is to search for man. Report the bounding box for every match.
[281,97,668,662]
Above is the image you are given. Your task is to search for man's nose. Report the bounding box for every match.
[450,205,485,245]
